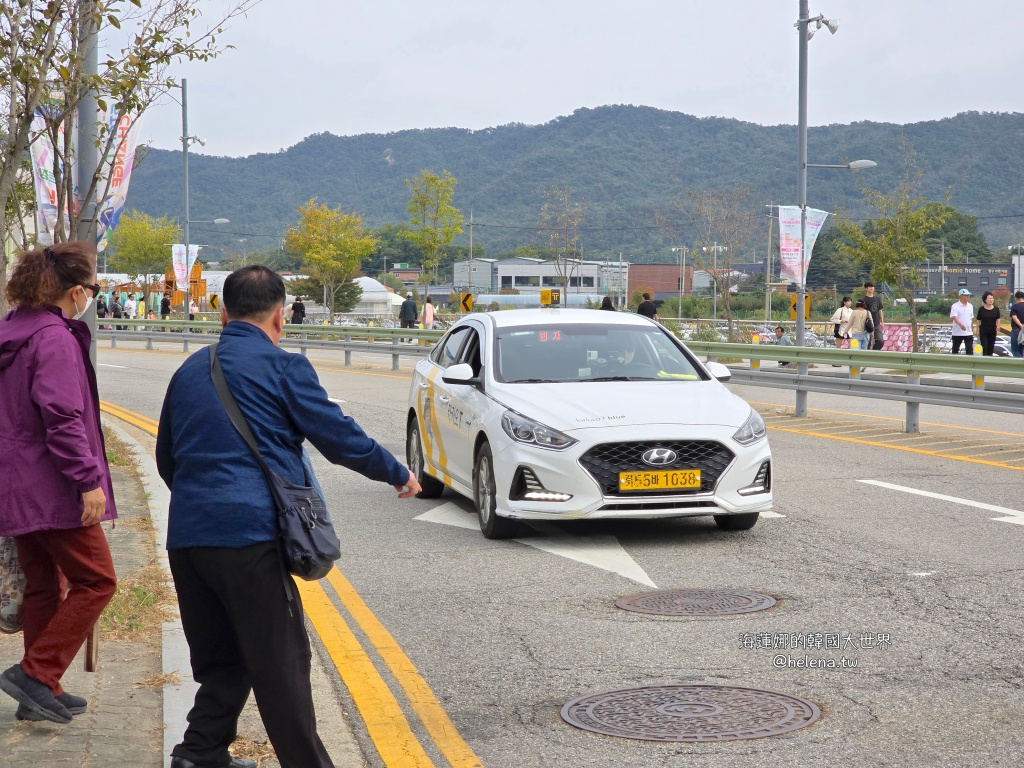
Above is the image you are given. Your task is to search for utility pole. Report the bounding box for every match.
[468,209,473,293]
[76,3,100,366]
[766,204,775,325]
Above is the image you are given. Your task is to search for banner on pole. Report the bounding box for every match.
[29,108,76,245]
[96,112,144,253]
[777,205,829,285]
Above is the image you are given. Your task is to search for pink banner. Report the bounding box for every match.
[778,205,829,286]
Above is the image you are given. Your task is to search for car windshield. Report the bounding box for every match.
[495,325,704,383]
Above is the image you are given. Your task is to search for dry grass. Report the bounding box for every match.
[103,425,137,467]
[118,515,155,533]
[100,560,175,640]
[134,672,180,688]
[230,735,278,766]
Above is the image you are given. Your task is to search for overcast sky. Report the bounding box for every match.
[130,0,1023,158]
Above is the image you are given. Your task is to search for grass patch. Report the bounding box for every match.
[103,425,137,467]
[101,560,174,640]
[229,736,278,766]
[134,672,180,688]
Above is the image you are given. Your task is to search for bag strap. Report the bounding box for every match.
[209,344,276,481]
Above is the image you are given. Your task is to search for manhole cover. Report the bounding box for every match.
[561,684,820,742]
[614,589,776,616]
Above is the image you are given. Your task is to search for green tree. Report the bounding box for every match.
[376,272,405,293]
[806,226,868,293]
[835,166,952,351]
[107,209,179,309]
[0,0,257,312]
[402,170,463,288]
[364,223,422,275]
[284,199,378,317]
[921,204,992,264]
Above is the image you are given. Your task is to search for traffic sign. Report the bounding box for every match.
[789,294,810,320]
[550,289,561,305]
[460,292,473,312]
[209,294,219,310]
[540,289,552,306]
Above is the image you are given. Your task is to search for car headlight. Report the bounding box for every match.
[501,411,577,450]
[732,408,766,445]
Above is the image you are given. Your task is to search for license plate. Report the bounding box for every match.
[618,469,701,491]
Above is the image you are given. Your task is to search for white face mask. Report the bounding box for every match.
[72,290,94,321]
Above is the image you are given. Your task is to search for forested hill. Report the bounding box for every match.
[125,105,1024,259]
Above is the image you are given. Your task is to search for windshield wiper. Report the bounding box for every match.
[586,376,634,382]
[509,378,559,383]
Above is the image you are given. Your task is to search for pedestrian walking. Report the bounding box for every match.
[288,295,306,325]
[862,282,884,350]
[124,295,137,320]
[829,296,853,350]
[110,294,125,330]
[847,299,872,353]
[950,288,975,355]
[1010,291,1024,358]
[0,242,118,725]
[636,292,659,320]
[399,291,418,341]
[156,265,422,768]
[189,299,198,321]
[421,296,435,329]
[161,294,172,320]
[976,291,1000,356]
[599,296,616,311]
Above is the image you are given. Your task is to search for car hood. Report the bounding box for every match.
[489,380,752,432]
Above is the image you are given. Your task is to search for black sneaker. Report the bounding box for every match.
[16,691,87,720]
[0,665,72,724]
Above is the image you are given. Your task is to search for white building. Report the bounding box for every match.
[453,257,628,295]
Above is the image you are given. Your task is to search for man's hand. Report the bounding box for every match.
[81,487,106,525]
[395,470,423,499]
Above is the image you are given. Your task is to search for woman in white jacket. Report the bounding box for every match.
[829,296,853,350]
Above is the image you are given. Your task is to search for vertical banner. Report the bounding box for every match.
[96,112,144,252]
[29,110,61,245]
[172,244,187,291]
[777,206,830,285]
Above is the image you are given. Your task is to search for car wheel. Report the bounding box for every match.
[713,512,759,531]
[407,417,445,498]
[474,442,518,539]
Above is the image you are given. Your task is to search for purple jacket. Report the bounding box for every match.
[0,306,116,536]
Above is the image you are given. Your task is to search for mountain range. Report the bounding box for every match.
[124,105,1024,261]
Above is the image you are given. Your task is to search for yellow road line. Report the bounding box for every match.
[749,399,1024,437]
[766,425,1024,472]
[326,570,482,768]
[100,401,159,432]
[297,579,436,768]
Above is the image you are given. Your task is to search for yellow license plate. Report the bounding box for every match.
[618,469,701,491]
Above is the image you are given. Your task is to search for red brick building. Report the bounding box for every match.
[627,264,694,300]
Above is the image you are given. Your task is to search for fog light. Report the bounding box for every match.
[523,491,574,502]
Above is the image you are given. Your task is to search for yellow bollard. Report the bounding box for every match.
[974,343,982,355]
[850,338,859,377]
[368,320,374,344]
[751,334,760,369]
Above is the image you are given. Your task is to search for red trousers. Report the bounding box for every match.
[14,525,117,694]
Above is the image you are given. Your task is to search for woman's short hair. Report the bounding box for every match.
[842,296,852,304]
[855,299,866,308]
[6,242,95,309]
[981,291,994,302]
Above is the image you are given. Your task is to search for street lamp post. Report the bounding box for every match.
[179,77,228,353]
[703,243,727,320]
[795,2,875,417]
[672,246,689,318]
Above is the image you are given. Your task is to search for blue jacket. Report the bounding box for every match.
[156,321,408,549]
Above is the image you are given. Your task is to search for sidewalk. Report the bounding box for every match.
[1,420,367,768]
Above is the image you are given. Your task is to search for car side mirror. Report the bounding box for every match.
[705,361,732,382]
[442,362,478,385]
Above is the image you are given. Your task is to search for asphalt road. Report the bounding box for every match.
[98,340,1024,768]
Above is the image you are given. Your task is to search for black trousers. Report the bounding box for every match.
[979,330,996,356]
[951,335,974,355]
[168,542,333,768]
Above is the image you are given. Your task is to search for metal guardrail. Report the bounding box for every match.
[684,341,1024,432]
[95,322,440,371]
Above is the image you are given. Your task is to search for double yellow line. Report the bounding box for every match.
[100,401,481,768]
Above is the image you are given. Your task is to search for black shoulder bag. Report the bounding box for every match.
[209,345,341,581]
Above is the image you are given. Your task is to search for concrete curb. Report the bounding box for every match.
[102,420,195,768]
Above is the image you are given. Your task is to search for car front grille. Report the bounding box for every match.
[579,440,735,496]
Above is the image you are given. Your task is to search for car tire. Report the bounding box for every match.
[713,512,759,531]
[407,416,445,499]
[474,442,518,539]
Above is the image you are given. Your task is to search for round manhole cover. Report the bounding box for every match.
[561,684,820,742]
[615,589,776,616]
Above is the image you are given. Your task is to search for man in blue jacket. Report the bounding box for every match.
[156,266,421,768]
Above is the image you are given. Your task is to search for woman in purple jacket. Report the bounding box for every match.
[0,242,117,724]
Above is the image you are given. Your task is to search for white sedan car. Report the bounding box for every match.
[406,309,772,538]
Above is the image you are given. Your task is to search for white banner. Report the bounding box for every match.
[29,108,74,245]
[172,244,200,292]
[778,206,829,285]
[96,112,144,253]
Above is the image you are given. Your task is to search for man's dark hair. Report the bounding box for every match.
[1015,291,1024,299]
[775,326,785,333]
[863,281,874,289]
[642,292,650,300]
[224,265,286,320]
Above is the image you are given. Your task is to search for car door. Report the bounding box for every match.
[441,324,490,488]
[417,326,471,490]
